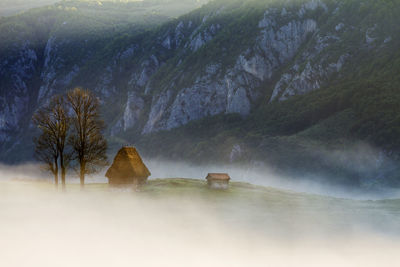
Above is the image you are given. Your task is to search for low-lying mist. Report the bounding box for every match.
[2,149,400,201]
[0,178,399,267]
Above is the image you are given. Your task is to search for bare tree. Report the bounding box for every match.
[33,132,59,188]
[67,88,107,189]
[33,95,70,191]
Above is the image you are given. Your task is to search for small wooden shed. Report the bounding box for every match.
[206,173,230,189]
[105,147,151,186]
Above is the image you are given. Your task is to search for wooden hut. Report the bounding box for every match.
[105,147,151,186]
[206,173,230,189]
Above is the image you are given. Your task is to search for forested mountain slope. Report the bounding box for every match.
[1,0,400,189]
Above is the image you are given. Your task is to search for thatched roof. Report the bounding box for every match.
[105,147,150,179]
[206,173,230,180]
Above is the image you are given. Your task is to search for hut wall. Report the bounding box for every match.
[208,180,229,190]
[109,176,147,185]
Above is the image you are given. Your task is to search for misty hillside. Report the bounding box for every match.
[1,0,400,189]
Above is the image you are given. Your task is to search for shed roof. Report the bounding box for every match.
[206,173,230,180]
[105,147,150,179]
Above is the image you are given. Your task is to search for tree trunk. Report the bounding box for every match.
[80,161,85,190]
[60,153,66,192]
[54,168,59,189]
[54,157,59,190]
[61,167,66,192]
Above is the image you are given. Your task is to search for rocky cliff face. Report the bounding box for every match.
[0,0,397,161]
[0,39,39,144]
[135,0,343,133]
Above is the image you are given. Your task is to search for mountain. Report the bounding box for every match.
[1,0,400,189]
[0,0,208,157]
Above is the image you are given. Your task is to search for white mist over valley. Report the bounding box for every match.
[1,173,400,267]
[1,0,400,266]
[1,160,400,266]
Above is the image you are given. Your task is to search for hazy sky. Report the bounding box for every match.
[0,0,207,17]
[0,0,148,16]
[0,0,58,16]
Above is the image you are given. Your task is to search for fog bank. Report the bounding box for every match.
[2,159,400,200]
[0,181,399,267]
